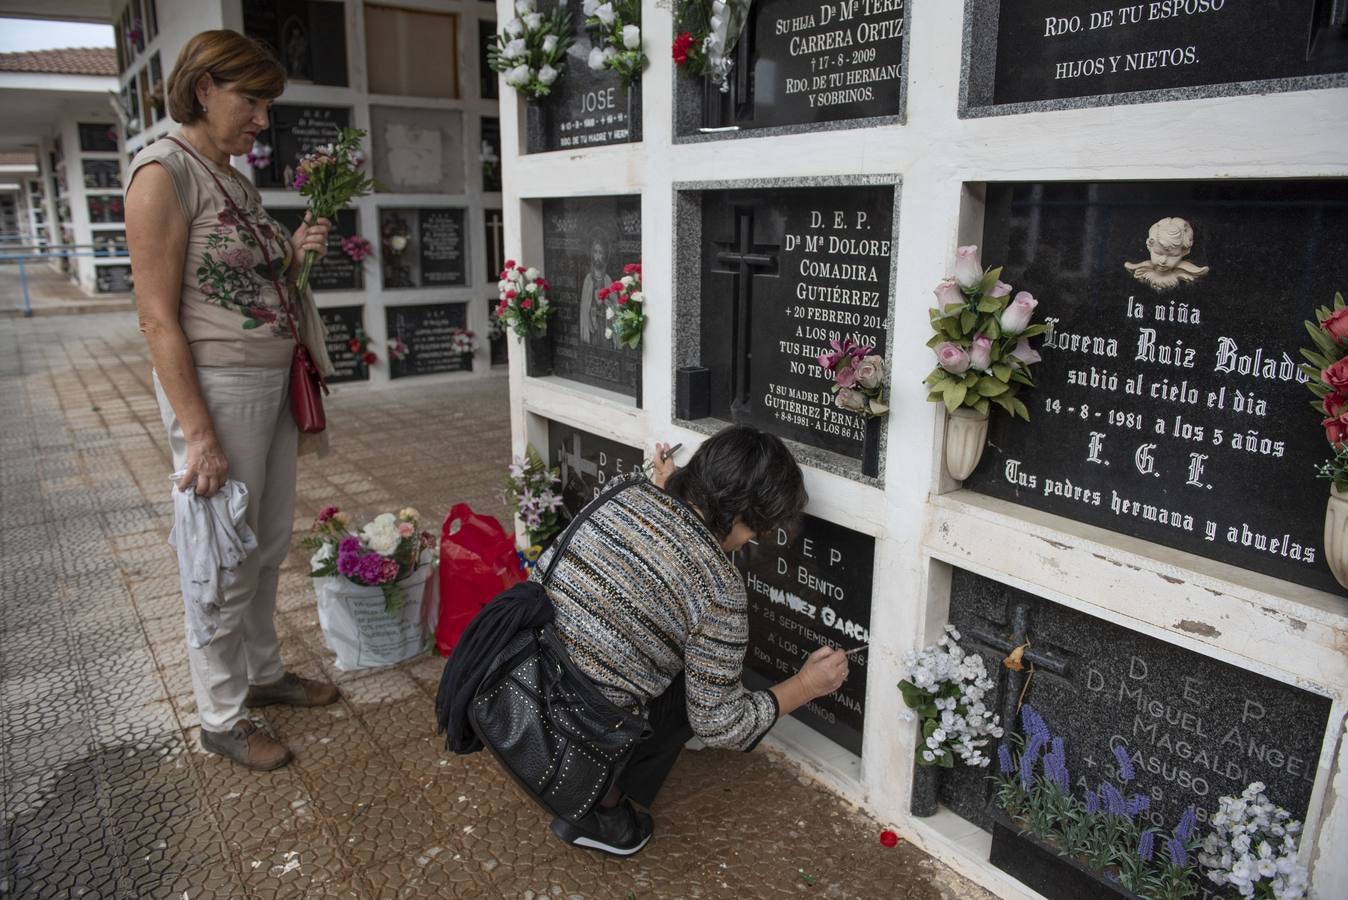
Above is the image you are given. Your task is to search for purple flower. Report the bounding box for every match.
[1084,789,1100,814]
[336,536,362,577]
[1165,837,1188,868]
[997,744,1013,775]
[1127,794,1151,817]
[292,170,309,190]
[1175,806,1197,841]
[1020,704,1050,743]
[1137,829,1155,862]
[355,551,385,584]
[1112,743,1136,782]
[1101,783,1129,818]
[1019,733,1045,790]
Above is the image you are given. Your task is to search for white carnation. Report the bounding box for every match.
[595,2,615,24]
[587,46,606,71]
[361,513,402,556]
[622,24,641,49]
[537,65,558,86]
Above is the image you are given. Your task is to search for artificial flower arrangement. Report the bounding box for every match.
[340,234,373,263]
[1198,783,1308,899]
[386,336,409,362]
[489,0,575,99]
[669,0,752,92]
[1298,292,1348,489]
[246,141,272,170]
[924,245,1047,420]
[600,261,646,348]
[488,305,508,343]
[381,216,410,258]
[290,128,375,293]
[450,328,478,356]
[496,259,555,339]
[502,446,566,547]
[996,704,1203,900]
[897,625,1002,767]
[305,506,435,614]
[347,328,377,367]
[584,0,647,86]
[819,339,889,418]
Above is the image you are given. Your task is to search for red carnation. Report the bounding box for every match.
[618,295,628,306]
[362,351,378,365]
[598,287,610,300]
[1325,357,1348,393]
[521,298,533,309]
[504,259,516,270]
[348,338,362,352]
[879,830,899,848]
[1326,393,1348,418]
[672,31,695,65]
[506,289,518,300]
[497,301,508,316]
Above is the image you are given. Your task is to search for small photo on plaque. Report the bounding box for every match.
[379,207,468,290]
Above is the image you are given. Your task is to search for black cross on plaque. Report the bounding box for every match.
[712,209,779,417]
[964,602,1070,740]
[557,435,600,517]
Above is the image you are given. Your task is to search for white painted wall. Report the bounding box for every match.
[500,2,1348,897]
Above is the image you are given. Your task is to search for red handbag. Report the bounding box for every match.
[166,136,329,433]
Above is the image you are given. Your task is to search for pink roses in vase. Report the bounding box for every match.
[924,245,1047,421]
[819,339,889,417]
[1299,292,1348,489]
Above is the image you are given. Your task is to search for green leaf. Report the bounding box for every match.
[1301,349,1330,369]
[939,752,956,769]
[1018,323,1049,338]
[1306,320,1340,357]
[1301,363,1325,382]
[976,297,1002,313]
[992,395,1016,415]
[976,378,1009,397]
[973,397,990,415]
[1010,370,1035,387]
[923,719,938,739]
[944,383,967,412]
[992,363,1012,381]
[985,318,1001,340]
[927,390,945,403]
[1309,382,1331,398]
[960,310,976,333]
[925,333,943,349]
[1011,397,1031,420]
[1336,291,1345,311]
[961,372,979,387]
[942,319,962,339]
[1311,399,1330,413]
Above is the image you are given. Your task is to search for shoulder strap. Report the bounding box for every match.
[540,477,645,586]
[164,136,308,355]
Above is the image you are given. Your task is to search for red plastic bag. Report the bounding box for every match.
[436,504,526,655]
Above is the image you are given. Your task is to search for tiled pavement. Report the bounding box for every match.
[0,312,991,899]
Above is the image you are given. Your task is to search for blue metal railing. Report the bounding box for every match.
[0,244,130,317]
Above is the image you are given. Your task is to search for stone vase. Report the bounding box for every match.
[1324,485,1348,589]
[909,759,940,817]
[459,352,474,373]
[861,415,882,478]
[944,407,990,481]
[525,335,553,378]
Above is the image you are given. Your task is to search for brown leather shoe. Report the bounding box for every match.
[201,720,292,771]
[246,672,340,708]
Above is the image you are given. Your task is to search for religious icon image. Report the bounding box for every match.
[578,237,612,347]
[1123,217,1210,292]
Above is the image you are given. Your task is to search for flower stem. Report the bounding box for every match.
[296,249,318,294]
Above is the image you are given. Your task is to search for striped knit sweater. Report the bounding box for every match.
[536,475,779,751]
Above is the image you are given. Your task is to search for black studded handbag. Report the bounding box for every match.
[468,480,653,824]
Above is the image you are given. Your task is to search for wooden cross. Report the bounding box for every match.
[712,209,779,416]
[964,602,1069,739]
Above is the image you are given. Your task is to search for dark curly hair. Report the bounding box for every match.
[664,425,808,541]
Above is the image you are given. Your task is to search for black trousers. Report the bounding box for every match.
[617,673,694,809]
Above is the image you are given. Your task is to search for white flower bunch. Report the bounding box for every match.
[489,0,574,99]
[1198,783,1308,899]
[360,513,402,556]
[701,0,751,92]
[582,0,646,85]
[898,626,1003,768]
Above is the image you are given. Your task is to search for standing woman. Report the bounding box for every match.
[125,30,339,770]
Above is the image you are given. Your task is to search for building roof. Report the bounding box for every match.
[0,47,117,77]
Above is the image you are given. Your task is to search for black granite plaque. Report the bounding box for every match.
[488,297,509,366]
[481,117,502,192]
[386,302,470,379]
[524,0,642,154]
[940,567,1332,835]
[965,180,1348,595]
[82,159,121,189]
[78,122,118,153]
[539,195,642,399]
[379,207,468,289]
[254,105,350,191]
[987,0,1348,107]
[696,185,893,460]
[420,209,468,287]
[741,0,905,130]
[484,208,505,280]
[243,0,349,86]
[319,304,370,383]
[546,420,644,518]
[93,231,127,257]
[266,207,363,292]
[87,195,125,224]
[95,264,134,293]
[479,19,499,99]
[730,515,873,756]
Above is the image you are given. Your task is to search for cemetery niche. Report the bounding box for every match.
[676,0,907,137]
[318,305,371,384]
[534,195,642,401]
[95,264,134,293]
[481,118,502,193]
[731,514,874,756]
[546,420,643,518]
[369,106,465,195]
[964,179,1348,595]
[266,207,363,292]
[938,567,1333,845]
[963,0,1348,114]
[487,297,509,366]
[379,208,468,290]
[77,122,118,153]
[524,0,641,154]
[385,303,471,379]
[681,182,895,469]
[243,0,349,87]
[253,105,350,191]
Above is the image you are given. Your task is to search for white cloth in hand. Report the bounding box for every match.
[168,472,258,648]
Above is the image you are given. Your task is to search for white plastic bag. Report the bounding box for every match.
[314,564,436,671]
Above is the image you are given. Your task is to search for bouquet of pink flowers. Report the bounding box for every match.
[819,339,889,417]
[1299,291,1348,490]
[304,506,435,613]
[496,259,555,338]
[291,128,375,293]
